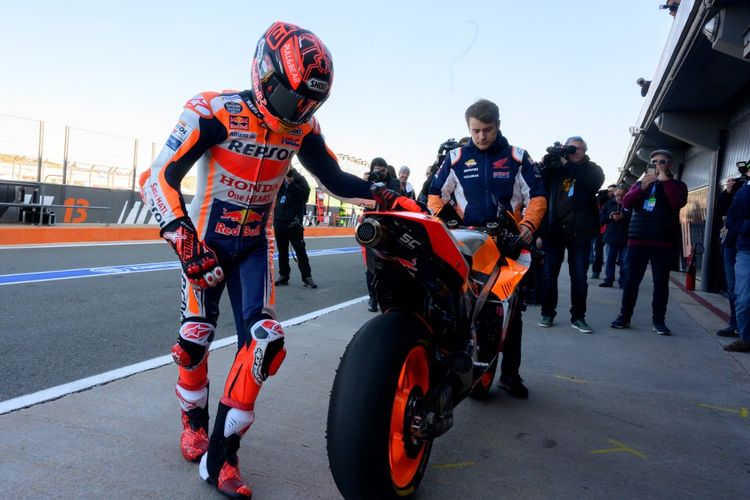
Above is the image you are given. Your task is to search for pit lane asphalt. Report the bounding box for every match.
[0,236,366,401]
[1,249,749,498]
[1,236,749,498]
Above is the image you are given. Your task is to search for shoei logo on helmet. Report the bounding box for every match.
[307,78,328,93]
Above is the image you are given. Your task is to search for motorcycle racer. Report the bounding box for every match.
[139,21,377,499]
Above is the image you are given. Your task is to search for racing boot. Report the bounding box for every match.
[199,402,254,499]
[175,382,210,462]
[180,406,210,462]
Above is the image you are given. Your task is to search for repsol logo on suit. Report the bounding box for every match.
[227,140,293,160]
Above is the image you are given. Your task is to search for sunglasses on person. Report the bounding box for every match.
[650,159,669,165]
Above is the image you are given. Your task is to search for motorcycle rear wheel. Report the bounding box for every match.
[327,311,433,499]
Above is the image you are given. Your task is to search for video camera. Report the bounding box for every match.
[541,141,577,169]
[430,138,460,172]
[367,170,383,183]
[737,160,749,176]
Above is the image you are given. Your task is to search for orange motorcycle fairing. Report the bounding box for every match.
[490,255,529,301]
[466,237,501,277]
[366,211,470,282]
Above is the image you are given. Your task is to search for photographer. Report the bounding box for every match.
[538,136,605,333]
[610,149,687,335]
[273,167,317,288]
[591,185,616,279]
[598,184,631,288]
[418,138,465,203]
[363,157,400,311]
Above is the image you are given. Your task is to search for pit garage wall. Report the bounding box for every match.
[679,147,713,278]
[720,97,750,181]
[0,181,352,226]
[0,183,147,224]
[678,92,750,290]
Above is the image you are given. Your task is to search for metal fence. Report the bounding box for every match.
[0,113,165,191]
[0,113,369,225]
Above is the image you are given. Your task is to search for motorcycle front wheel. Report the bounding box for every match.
[327,310,433,499]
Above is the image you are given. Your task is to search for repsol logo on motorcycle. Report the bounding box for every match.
[227,140,292,160]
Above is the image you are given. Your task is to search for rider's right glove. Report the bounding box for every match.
[161,217,224,288]
[371,183,430,214]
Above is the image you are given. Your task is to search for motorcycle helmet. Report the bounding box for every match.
[251,21,334,132]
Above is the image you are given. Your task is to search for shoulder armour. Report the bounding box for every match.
[184,91,220,119]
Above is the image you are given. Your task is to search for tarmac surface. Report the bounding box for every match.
[1,240,749,499]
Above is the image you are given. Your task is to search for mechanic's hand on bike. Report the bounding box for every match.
[371,183,429,214]
[162,218,224,288]
[519,224,533,245]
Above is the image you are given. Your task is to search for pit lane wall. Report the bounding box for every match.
[0,181,354,245]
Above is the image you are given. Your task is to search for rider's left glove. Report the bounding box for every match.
[161,217,225,288]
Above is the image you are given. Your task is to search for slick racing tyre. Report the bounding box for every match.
[327,311,433,499]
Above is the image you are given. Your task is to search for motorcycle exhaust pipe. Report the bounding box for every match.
[355,218,382,247]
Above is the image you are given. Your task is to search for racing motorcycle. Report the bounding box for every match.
[326,203,533,499]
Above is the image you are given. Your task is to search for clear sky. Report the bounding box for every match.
[0,0,675,187]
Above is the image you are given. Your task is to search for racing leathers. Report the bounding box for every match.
[427,133,546,387]
[139,89,372,462]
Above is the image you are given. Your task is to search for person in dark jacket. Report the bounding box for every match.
[590,185,615,279]
[273,167,317,288]
[599,184,631,288]
[418,162,439,204]
[610,149,687,335]
[724,181,750,352]
[538,136,605,333]
[429,98,547,399]
[363,157,400,311]
[715,165,749,337]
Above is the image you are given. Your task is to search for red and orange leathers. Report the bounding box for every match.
[140,90,371,413]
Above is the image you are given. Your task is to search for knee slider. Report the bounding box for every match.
[171,321,215,369]
[247,319,287,383]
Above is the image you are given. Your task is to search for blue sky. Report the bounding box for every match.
[0,1,674,186]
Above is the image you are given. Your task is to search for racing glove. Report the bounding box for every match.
[161,218,224,288]
[371,183,429,214]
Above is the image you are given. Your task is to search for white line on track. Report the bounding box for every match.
[0,296,367,415]
[0,240,164,250]
[0,235,354,250]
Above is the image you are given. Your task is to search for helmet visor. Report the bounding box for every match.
[264,74,323,126]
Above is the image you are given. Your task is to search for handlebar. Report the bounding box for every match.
[444,220,543,258]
